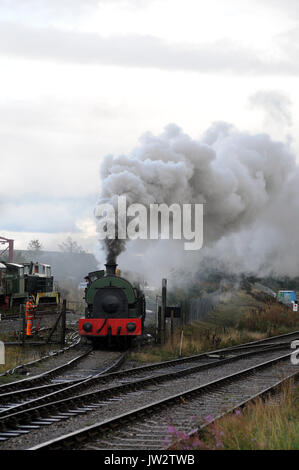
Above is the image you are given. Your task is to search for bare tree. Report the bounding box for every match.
[27,239,43,252]
[58,236,86,254]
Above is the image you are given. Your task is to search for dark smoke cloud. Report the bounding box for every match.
[104,237,126,265]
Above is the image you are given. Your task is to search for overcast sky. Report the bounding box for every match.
[1,0,298,253]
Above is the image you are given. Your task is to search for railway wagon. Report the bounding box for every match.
[277,290,296,306]
[79,263,146,345]
[23,262,59,305]
[0,261,59,309]
[1,262,26,308]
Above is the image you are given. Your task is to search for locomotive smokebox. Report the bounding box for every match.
[105,263,118,276]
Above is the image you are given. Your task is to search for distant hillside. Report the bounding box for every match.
[3,250,99,284]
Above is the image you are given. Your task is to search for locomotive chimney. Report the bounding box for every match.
[105,263,118,276]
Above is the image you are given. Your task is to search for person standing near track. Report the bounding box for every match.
[25,295,36,336]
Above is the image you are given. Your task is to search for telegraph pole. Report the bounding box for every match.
[60,299,67,347]
[155,294,161,343]
[161,278,167,344]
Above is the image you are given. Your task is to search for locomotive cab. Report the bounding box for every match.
[4,263,26,307]
[23,262,59,306]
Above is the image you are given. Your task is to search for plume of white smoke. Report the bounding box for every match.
[96,122,299,280]
[249,90,293,127]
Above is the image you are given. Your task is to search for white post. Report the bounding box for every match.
[179,329,184,357]
[0,341,5,365]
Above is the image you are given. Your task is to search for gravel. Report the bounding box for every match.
[1,345,297,450]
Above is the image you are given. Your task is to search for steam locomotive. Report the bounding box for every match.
[79,263,146,345]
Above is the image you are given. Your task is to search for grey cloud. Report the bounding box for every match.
[0,129,101,201]
[1,202,79,233]
[0,197,96,233]
[0,21,298,75]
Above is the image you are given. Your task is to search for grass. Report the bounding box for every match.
[0,343,58,383]
[238,302,299,334]
[130,288,299,364]
[0,324,62,382]
[0,373,24,384]
[166,380,299,450]
[205,290,265,327]
[130,323,266,363]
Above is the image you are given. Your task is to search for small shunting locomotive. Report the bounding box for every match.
[79,263,146,345]
[0,261,59,310]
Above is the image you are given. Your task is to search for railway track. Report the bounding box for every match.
[0,343,92,392]
[0,333,294,407]
[0,332,81,379]
[0,330,298,448]
[0,351,128,412]
[0,329,293,397]
[29,351,299,450]
[0,350,128,443]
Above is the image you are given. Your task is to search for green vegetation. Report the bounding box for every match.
[205,289,266,327]
[130,285,299,363]
[263,275,299,293]
[0,343,58,383]
[167,380,299,450]
[130,323,266,363]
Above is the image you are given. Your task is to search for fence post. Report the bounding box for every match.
[21,304,25,346]
[179,329,184,357]
[170,308,174,348]
[60,299,67,347]
[156,295,161,344]
[161,279,167,344]
[180,303,184,328]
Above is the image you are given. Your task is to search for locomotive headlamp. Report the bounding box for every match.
[126,322,136,332]
[83,322,93,332]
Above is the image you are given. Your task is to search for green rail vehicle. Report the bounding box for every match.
[0,261,59,310]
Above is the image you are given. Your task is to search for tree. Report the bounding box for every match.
[27,239,43,252]
[58,237,86,254]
